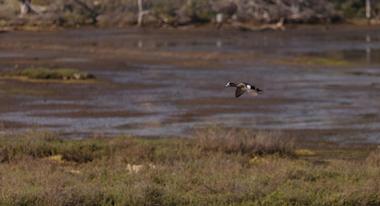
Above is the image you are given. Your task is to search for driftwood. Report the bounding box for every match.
[232,18,285,32]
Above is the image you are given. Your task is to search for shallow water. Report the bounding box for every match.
[0,26,380,142]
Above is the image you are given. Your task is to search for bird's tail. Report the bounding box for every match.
[255,88,263,94]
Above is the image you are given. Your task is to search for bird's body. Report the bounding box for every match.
[225,82,263,98]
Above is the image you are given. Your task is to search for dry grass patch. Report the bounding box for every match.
[194,127,295,156]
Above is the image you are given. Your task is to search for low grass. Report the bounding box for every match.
[0,128,379,205]
[279,55,353,67]
[194,127,295,156]
[1,67,95,81]
[0,82,55,96]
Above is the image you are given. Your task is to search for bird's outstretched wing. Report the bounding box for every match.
[235,87,246,98]
[248,90,258,96]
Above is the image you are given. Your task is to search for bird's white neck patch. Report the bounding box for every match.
[246,85,251,89]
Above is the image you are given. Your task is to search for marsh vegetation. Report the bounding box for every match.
[1,67,95,81]
[0,128,379,205]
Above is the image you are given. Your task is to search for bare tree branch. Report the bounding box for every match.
[366,0,372,25]
[137,0,150,27]
[18,0,37,17]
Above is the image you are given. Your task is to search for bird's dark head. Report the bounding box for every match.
[225,82,236,87]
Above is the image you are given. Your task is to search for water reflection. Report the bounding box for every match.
[366,34,372,64]
[132,39,227,50]
[137,40,143,48]
[216,39,223,48]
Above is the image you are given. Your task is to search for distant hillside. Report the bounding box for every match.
[0,0,378,28]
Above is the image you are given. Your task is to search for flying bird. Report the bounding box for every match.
[225,82,263,98]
